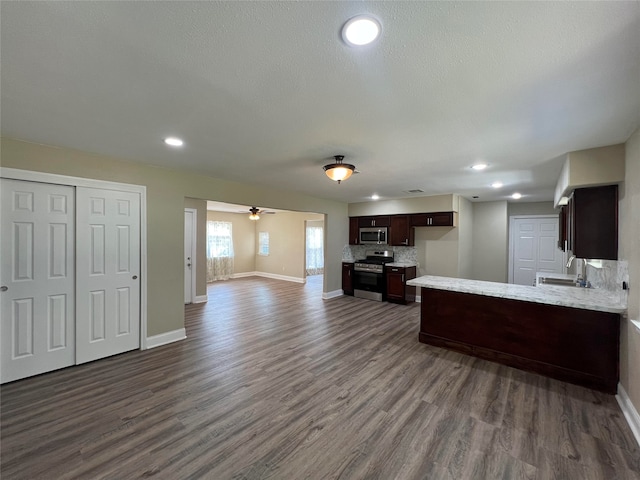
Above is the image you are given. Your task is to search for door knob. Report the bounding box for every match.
[132,275,138,280]
[1,286,7,292]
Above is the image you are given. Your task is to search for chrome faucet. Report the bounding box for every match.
[566,255,576,268]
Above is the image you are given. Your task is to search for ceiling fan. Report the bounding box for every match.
[243,206,275,220]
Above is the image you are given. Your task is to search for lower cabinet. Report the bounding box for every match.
[342,262,354,296]
[385,265,417,304]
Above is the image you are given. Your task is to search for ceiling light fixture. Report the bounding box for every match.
[371,194,379,200]
[249,207,260,221]
[491,181,503,189]
[324,155,356,184]
[164,137,184,147]
[511,192,522,200]
[342,15,381,46]
[471,163,488,171]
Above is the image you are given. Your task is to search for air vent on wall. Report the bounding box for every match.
[403,189,425,194]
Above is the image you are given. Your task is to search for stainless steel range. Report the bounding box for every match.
[353,250,394,301]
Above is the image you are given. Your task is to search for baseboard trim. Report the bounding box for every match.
[193,294,208,303]
[253,272,305,283]
[616,383,640,447]
[231,271,257,279]
[323,289,343,300]
[145,328,187,349]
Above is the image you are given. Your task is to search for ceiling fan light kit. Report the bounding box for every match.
[324,155,356,184]
[249,207,260,220]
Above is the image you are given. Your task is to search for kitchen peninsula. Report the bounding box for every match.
[407,275,627,393]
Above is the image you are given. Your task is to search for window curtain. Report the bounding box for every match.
[206,221,234,281]
[305,226,324,276]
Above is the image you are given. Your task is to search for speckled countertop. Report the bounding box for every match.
[385,262,417,268]
[406,275,627,314]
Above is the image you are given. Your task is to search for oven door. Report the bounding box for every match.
[353,270,386,301]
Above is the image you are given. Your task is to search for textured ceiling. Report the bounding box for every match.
[2,1,639,204]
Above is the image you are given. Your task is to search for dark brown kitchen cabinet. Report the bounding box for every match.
[342,262,354,295]
[558,205,567,251]
[349,217,359,245]
[385,265,416,304]
[570,185,618,260]
[409,212,456,227]
[389,215,415,246]
[358,216,391,227]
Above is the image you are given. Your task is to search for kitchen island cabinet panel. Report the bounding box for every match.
[419,287,620,393]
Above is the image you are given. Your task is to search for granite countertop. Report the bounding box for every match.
[407,275,627,314]
[385,262,417,268]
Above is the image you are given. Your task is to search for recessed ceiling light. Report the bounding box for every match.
[342,15,381,46]
[164,137,184,147]
[511,192,522,199]
[371,194,379,200]
[471,163,488,171]
[491,182,503,189]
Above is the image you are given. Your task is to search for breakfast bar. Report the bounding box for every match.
[407,275,627,393]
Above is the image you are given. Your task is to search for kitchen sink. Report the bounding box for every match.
[537,277,578,287]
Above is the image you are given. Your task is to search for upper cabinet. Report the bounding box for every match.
[409,212,457,227]
[349,217,359,245]
[568,185,618,260]
[389,215,414,246]
[559,185,618,260]
[358,216,391,227]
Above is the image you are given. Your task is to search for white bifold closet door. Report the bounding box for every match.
[1,179,76,383]
[75,187,140,364]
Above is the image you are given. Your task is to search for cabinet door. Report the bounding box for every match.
[409,212,455,227]
[342,263,354,295]
[358,216,390,227]
[389,215,414,246]
[349,217,359,245]
[573,185,618,260]
[386,268,406,301]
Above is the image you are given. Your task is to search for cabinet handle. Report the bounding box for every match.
[402,274,405,282]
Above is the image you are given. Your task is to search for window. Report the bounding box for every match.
[306,226,324,275]
[258,231,269,256]
[207,221,234,258]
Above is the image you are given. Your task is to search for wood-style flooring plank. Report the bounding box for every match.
[1,275,639,479]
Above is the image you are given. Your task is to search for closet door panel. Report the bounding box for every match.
[1,179,75,383]
[76,187,140,364]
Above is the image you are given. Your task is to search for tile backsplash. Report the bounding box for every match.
[342,245,417,264]
[585,259,628,292]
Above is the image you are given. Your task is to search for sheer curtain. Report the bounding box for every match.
[305,226,324,276]
[206,221,234,281]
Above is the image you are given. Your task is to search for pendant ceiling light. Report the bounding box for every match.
[323,155,355,184]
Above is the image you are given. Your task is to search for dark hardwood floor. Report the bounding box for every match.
[1,276,639,479]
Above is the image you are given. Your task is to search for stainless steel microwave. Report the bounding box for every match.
[359,227,388,245]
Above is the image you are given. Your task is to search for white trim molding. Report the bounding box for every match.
[616,383,640,447]
[146,328,187,349]
[232,271,305,283]
[323,289,344,300]
[193,294,208,303]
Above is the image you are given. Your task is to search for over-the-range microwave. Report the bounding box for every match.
[359,227,388,245]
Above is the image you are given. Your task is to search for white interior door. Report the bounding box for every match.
[75,187,140,364]
[510,216,564,286]
[1,179,75,383]
[184,209,195,304]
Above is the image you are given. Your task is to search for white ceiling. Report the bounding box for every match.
[2,2,639,204]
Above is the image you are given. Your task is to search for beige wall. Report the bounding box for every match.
[457,197,474,279]
[255,211,323,279]
[348,194,459,216]
[184,198,207,297]
[206,211,256,275]
[1,138,349,336]
[619,127,640,415]
[471,201,508,282]
[508,201,557,217]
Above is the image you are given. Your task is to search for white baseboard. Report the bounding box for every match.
[323,289,344,300]
[193,294,208,303]
[415,295,421,303]
[616,383,640,447]
[145,328,186,349]
[231,271,308,284]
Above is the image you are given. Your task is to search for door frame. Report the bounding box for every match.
[0,167,149,349]
[508,214,564,284]
[184,208,197,304]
